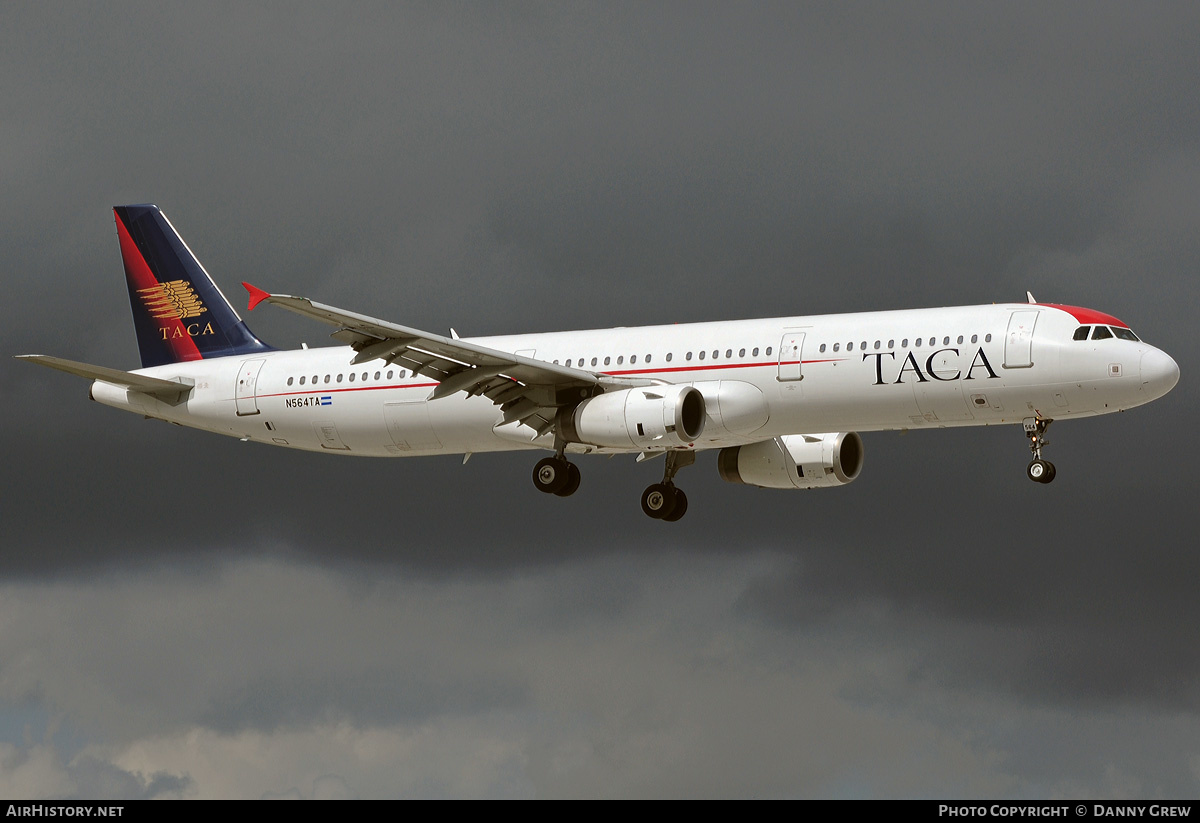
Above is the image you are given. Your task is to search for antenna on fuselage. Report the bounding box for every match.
[1026,291,1036,303]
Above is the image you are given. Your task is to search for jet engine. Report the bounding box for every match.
[717,432,864,489]
[688,380,770,437]
[559,385,706,449]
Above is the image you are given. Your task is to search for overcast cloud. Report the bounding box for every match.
[2,2,1198,798]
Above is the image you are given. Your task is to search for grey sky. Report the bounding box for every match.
[3,2,1198,798]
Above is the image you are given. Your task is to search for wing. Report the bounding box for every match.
[243,283,652,437]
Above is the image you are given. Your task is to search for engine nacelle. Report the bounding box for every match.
[717,432,864,489]
[688,380,770,437]
[560,385,706,449]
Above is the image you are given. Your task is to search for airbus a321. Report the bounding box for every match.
[19,205,1180,521]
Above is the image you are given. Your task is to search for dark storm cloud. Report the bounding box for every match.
[3,1,1199,797]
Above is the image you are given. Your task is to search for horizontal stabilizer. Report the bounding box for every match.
[16,355,192,404]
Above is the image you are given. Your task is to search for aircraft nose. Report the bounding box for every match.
[1140,347,1180,398]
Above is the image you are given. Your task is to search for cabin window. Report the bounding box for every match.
[712,350,719,359]
[287,377,294,386]
[902,339,909,347]
[739,348,745,357]
[874,340,881,350]
[726,349,732,358]
[631,355,638,364]
[957,335,964,344]
[323,375,330,384]
[820,344,827,353]
[943,336,950,346]
[1073,327,1090,341]
[299,376,305,385]
[699,351,706,360]
[337,374,343,383]
[665,353,672,362]
[985,334,992,342]
[604,356,611,366]
[686,352,693,361]
[915,338,923,347]
[861,341,867,350]
[362,373,367,381]
[971,334,978,344]
[565,359,572,367]
[888,339,894,348]
[348,373,355,382]
[375,371,381,380]
[312,375,318,384]
[847,342,854,351]
[617,356,624,365]
[833,343,840,352]
[1092,326,1113,340]
[646,354,652,363]
[766,346,773,355]
[590,357,597,366]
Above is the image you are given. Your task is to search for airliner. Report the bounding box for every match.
[19,205,1179,521]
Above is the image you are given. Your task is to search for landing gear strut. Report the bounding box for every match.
[641,451,694,521]
[532,441,580,497]
[1023,417,1056,484]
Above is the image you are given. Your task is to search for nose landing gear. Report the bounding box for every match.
[1024,417,1056,484]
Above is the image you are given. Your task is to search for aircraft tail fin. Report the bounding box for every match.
[113,205,274,368]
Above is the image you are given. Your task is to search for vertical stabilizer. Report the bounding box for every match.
[113,204,274,368]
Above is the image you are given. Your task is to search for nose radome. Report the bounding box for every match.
[1140,348,1180,397]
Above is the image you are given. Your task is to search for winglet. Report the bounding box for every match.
[243,282,271,311]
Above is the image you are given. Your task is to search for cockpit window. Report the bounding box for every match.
[1112,327,1139,342]
[1073,326,1090,341]
[1092,326,1113,340]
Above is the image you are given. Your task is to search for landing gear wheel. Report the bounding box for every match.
[533,457,569,494]
[1027,459,1055,484]
[662,489,688,521]
[554,462,582,497]
[641,483,678,519]
[1022,417,1057,485]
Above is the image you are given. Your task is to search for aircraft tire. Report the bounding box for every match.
[641,483,677,519]
[533,457,569,494]
[662,489,688,521]
[1027,459,1050,483]
[554,462,582,497]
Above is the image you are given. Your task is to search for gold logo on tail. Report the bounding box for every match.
[138,280,206,319]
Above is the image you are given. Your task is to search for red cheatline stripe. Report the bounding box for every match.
[254,358,853,400]
[596,358,843,376]
[114,209,203,362]
[257,382,440,400]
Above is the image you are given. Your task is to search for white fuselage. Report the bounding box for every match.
[90,303,1178,457]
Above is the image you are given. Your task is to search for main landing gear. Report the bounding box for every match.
[530,447,695,521]
[1024,417,1056,484]
[641,451,695,522]
[532,449,581,497]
